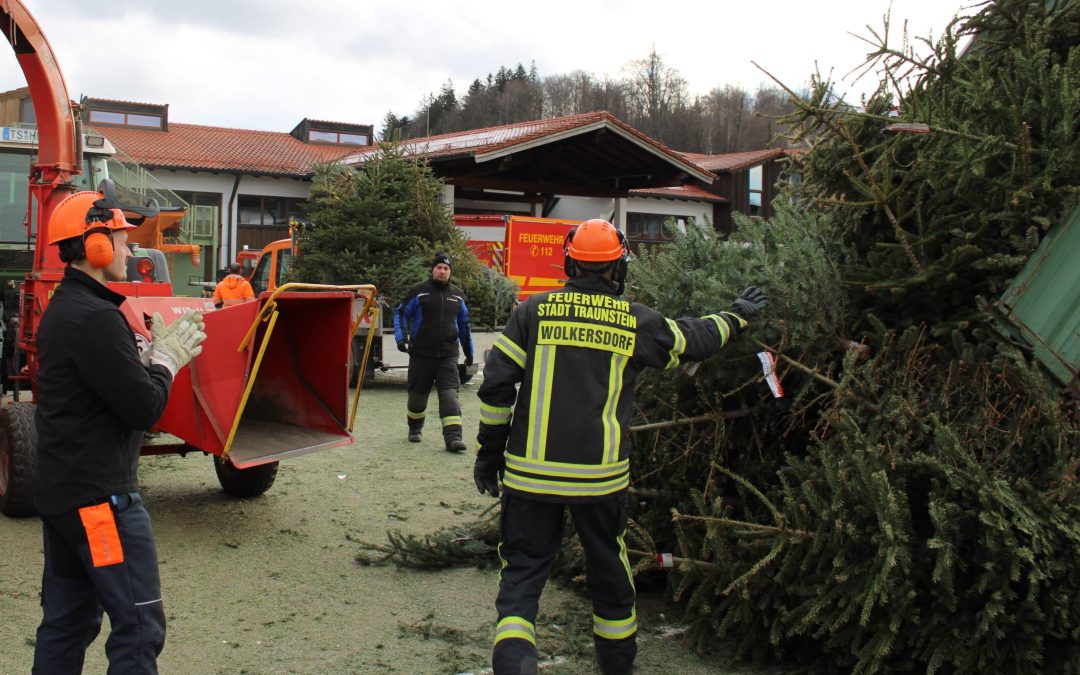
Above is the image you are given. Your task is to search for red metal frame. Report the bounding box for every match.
[2,0,82,393]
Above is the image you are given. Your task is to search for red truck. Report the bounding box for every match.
[454,215,578,300]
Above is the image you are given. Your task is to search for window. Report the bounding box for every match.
[238,195,305,227]
[250,254,271,295]
[626,213,690,241]
[0,151,32,242]
[87,109,162,129]
[749,165,763,217]
[276,250,293,287]
[339,132,369,145]
[18,97,35,124]
[307,129,369,145]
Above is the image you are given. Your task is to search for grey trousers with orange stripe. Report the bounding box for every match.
[34,492,165,674]
[493,493,637,675]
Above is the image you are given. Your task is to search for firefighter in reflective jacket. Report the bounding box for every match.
[473,219,767,675]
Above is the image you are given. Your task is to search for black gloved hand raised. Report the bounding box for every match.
[473,448,505,498]
[729,286,767,320]
[397,340,410,354]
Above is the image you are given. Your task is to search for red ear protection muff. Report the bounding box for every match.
[83,228,114,268]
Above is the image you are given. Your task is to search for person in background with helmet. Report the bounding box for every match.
[32,185,207,673]
[212,261,255,308]
[393,252,475,452]
[473,219,767,675]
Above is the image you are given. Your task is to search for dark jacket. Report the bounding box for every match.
[393,278,473,360]
[477,274,747,503]
[34,266,173,516]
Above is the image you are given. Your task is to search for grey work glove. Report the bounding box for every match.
[473,446,506,498]
[142,311,203,367]
[149,311,207,377]
[729,286,767,321]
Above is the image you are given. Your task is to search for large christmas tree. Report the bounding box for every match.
[626,1,1079,671]
[356,2,1079,671]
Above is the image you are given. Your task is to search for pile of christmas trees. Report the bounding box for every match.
[626,1,1079,671]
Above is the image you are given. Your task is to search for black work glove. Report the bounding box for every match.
[464,353,474,367]
[729,286,767,320]
[473,447,505,498]
[397,339,410,354]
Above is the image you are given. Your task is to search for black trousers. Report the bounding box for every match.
[34,492,165,674]
[406,354,462,442]
[493,493,637,675]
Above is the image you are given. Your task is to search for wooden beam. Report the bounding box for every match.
[450,175,629,198]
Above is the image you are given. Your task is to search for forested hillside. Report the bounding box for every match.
[380,50,794,153]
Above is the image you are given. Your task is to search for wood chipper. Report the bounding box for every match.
[0,0,380,517]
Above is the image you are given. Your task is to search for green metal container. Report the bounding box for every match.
[995,205,1080,393]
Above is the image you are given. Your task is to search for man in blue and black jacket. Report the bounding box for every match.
[393,252,474,452]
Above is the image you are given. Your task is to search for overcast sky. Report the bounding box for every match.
[2,0,976,133]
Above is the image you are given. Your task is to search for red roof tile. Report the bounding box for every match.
[680,148,787,173]
[344,111,714,183]
[629,185,727,203]
[93,123,357,177]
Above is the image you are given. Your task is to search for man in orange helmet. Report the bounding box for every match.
[212,262,255,308]
[474,218,766,674]
[32,183,206,673]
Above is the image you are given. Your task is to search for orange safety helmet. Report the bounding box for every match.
[565,219,626,262]
[47,190,136,246]
[48,190,138,268]
[563,218,630,292]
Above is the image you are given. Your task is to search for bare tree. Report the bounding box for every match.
[622,48,688,140]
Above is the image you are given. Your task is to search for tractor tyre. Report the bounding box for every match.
[0,402,38,517]
[213,456,278,498]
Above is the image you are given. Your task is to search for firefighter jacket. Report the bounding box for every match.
[34,266,174,516]
[394,278,474,360]
[213,274,255,307]
[477,274,748,503]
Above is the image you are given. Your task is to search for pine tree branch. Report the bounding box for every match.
[626,548,724,574]
[629,408,750,432]
[755,340,882,413]
[670,513,816,540]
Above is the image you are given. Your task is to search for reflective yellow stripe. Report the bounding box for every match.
[593,609,637,640]
[441,415,462,428]
[495,616,536,645]
[494,334,526,368]
[664,318,686,369]
[480,402,512,425]
[503,471,630,497]
[527,344,555,461]
[505,454,629,479]
[617,527,636,594]
[602,354,627,464]
[407,410,426,420]
[704,312,744,348]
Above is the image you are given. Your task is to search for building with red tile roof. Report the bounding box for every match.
[0,87,790,272]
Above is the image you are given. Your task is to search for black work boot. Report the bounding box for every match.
[445,439,467,453]
[408,417,423,443]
